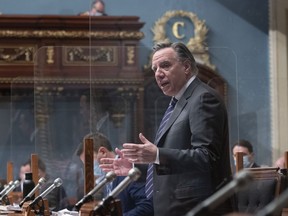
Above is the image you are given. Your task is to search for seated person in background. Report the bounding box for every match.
[63,144,85,209]
[274,156,286,169]
[17,158,68,211]
[81,132,154,216]
[76,141,103,200]
[17,160,33,192]
[79,0,107,16]
[232,139,260,168]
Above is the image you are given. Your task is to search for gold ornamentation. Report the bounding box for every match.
[0,30,144,40]
[172,22,185,39]
[151,10,215,70]
[0,77,143,85]
[63,46,117,66]
[46,46,54,64]
[0,46,36,65]
[126,46,135,65]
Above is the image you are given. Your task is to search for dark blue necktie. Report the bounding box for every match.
[145,97,178,199]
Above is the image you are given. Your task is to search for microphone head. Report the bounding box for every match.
[234,169,253,190]
[128,167,141,181]
[13,180,20,187]
[106,171,116,182]
[53,178,63,187]
[38,177,47,186]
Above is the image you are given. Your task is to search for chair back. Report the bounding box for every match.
[236,167,286,214]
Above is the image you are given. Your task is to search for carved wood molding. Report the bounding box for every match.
[1,77,144,85]
[0,30,144,40]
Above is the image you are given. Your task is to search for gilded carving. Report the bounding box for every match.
[0,77,143,85]
[0,46,36,65]
[126,46,135,65]
[150,10,215,70]
[63,46,117,66]
[46,46,54,64]
[0,30,144,40]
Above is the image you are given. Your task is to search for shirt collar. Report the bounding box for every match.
[174,75,196,100]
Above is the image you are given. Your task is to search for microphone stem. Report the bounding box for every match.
[19,196,32,207]
[74,194,93,211]
[93,196,115,216]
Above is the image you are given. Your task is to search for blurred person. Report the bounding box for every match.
[102,42,234,216]
[83,132,153,216]
[18,161,32,192]
[232,139,260,168]
[274,156,286,169]
[62,145,85,209]
[16,158,68,211]
[80,0,107,16]
[74,140,104,200]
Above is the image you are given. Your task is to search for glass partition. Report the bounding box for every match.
[9,77,36,180]
[31,45,140,209]
[1,43,273,209]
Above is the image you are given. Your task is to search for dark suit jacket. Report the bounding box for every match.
[112,176,154,216]
[153,77,234,216]
[251,162,260,168]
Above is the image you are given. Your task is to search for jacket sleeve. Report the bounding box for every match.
[122,181,154,216]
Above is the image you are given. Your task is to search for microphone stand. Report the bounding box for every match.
[92,167,141,216]
[74,171,116,211]
[19,177,47,207]
[26,178,62,216]
[92,196,120,216]
[0,194,10,205]
[30,197,45,216]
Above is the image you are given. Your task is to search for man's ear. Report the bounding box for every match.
[98,146,108,157]
[183,61,191,74]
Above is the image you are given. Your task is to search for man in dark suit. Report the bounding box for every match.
[117,42,234,216]
[84,132,154,216]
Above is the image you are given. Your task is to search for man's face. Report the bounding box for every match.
[19,164,45,180]
[233,146,254,165]
[93,2,104,13]
[19,164,31,182]
[152,47,189,96]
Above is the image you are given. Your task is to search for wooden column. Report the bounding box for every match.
[31,154,39,196]
[84,138,94,194]
[235,152,244,173]
[6,161,13,183]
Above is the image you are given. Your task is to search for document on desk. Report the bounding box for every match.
[0,205,22,214]
[52,208,79,216]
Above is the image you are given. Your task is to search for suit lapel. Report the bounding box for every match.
[156,77,200,145]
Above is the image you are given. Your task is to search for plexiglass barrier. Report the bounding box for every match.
[0,44,274,210]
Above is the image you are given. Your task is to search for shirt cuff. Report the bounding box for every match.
[155,147,160,164]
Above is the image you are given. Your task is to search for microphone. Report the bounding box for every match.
[29,178,62,208]
[74,171,116,211]
[0,180,20,201]
[19,177,47,207]
[185,170,253,216]
[0,181,14,198]
[93,167,141,215]
[255,187,288,216]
